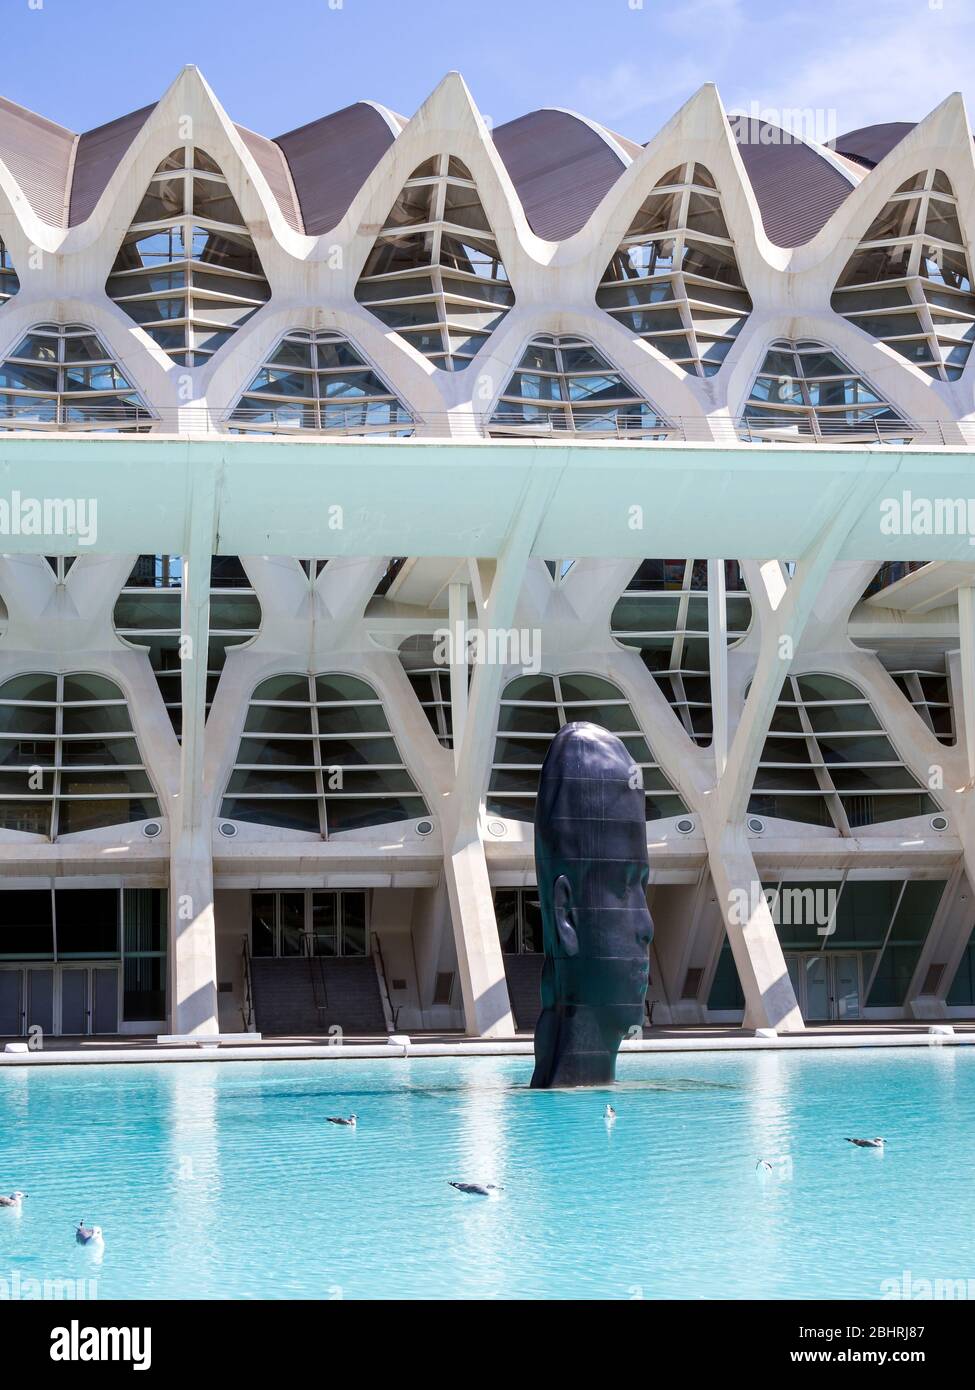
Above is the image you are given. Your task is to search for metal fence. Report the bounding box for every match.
[0,406,972,446]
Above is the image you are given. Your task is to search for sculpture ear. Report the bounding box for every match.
[553,874,579,956]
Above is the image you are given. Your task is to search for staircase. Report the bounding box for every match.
[250,956,387,1036]
[503,954,544,1032]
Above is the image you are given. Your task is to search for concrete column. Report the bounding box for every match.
[448,580,469,772]
[168,468,219,1036]
[708,558,728,778]
[441,468,562,1036]
[703,471,896,1032]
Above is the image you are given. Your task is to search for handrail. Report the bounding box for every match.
[0,408,973,446]
[240,934,254,1031]
[301,932,330,1018]
[370,931,397,1034]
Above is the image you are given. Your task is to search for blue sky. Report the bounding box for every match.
[6,0,974,140]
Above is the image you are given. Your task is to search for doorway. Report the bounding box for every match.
[785,952,865,1022]
[0,964,119,1036]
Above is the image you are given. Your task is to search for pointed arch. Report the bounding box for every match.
[354,153,514,371]
[105,145,271,366]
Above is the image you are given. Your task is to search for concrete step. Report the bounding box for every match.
[503,954,543,1031]
[251,956,387,1036]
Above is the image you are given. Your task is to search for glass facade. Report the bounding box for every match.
[0,236,18,302]
[489,333,671,437]
[493,888,542,953]
[708,879,945,1012]
[0,672,160,838]
[355,154,514,370]
[399,635,455,750]
[113,556,261,736]
[597,162,751,376]
[486,671,686,823]
[229,328,413,434]
[611,560,752,746]
[250,890,367,958]
[749,674,938,828]
[741,339,912,443]
[0,323,153,431]
[107,145,271,366]
[222,673,428,834]
[831,168,975,381]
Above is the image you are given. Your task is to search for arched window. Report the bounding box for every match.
[741,339,912,443]
[229,328,412,434]
[106,145,271,366]
[611,559,752,745]
[487,671,685,823]
[596,162,751,376]
[113,556,260,736]
[0,323,153,431]
[750,673,938,828]
[831,169,974,381]
[221,673,428,835]
[355,154,514,370]
[489,333,671,438]
[0,672,159,838]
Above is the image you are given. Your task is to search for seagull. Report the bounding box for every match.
[326,1114,357,1128]
[0,1191,27,1208]
[76,1221,103,1246]
[605,1104,617,1122]
[448,1182,503,1197]
[756,1159,773,1174]
[845,1137,885,1149]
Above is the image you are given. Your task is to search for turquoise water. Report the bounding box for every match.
[0,1048,972,1299]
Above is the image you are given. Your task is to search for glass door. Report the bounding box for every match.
[26,967,54,1036]
[60,968,89,1034]
[832,954,861,1020]
[803,955,830,1021]
[91,968,119,1033]
[0,970,22,1034]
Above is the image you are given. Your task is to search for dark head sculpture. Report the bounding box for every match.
[530,721,653,1089]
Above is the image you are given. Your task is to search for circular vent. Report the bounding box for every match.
[675,817,695,835]
[487,820,507,837]
[747,816,765,835]
[930,814,949,832]
[218,822,238,838]
[142,821,162,839]
[416,819,434,836]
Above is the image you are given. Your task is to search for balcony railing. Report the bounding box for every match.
[0,406,972,446]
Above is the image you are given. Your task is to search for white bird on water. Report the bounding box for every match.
[605,1104,617,1123]
[756,1159,773,1175]
[76,1221,103,1246]
[0,1191,27,1208]
[326,1114,357,1128]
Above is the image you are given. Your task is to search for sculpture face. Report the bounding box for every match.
[530,721,653,1089]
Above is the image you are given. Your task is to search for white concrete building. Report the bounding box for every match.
[1,69,975,1040]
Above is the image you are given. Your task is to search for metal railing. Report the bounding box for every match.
[240,934,254,1031]
[300,931,331,1017]
[0,406,973,446]
[370,931,397,1034]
